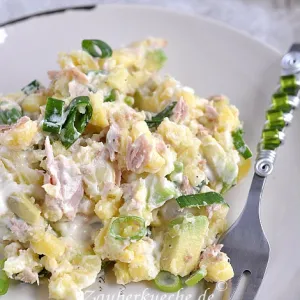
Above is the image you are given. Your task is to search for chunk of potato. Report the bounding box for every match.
[31,231,65,258]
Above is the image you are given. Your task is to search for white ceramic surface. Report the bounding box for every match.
[0,4,297,300]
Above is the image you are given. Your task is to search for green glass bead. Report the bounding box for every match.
[262,142,279,150]
[262,129,281,150]
[281,75,297,89]
[272,92,291,112]
[280,75,300,96]
[266,109,285,129]
[280,86,300,96]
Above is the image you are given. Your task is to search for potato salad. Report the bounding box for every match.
[0,38,252,299]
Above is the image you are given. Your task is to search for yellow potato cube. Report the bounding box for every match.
[94,198,122,220]
[58,51,99,72]
[49,273,79,300]
[157,119,194,152]
[31,231,65,258]
[205,261,234,282]
[128,71,152,90]
[22,94,47,113]
[130,121,152,140]
[214,100,240,132]
[113,261,132,285]
[113,49,137,68]
[107,67,130,93]
[0,118,37,150]
[184,163,206,187]
[143,150,165,173]
[89,92,109,128]
[175,89,196,108]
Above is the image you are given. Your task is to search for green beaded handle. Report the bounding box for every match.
[262,75,298,150]
[256,44,300,177]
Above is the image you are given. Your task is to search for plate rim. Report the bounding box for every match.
[1,3,282,58]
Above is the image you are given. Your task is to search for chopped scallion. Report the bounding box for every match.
[109,216,146,241]
[146,102,176,129]
[0,107,22,125]
[82,39,113,58]
[43,98,65,134]
[104,89,117,102]
[60,96,93,148]
[176,192,227,208]
[232,129,252,159]
[21,80,44,95]
[185,267,207,287]
[154,271,182,293]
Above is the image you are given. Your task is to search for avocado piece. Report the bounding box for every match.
[160,214,209,277]
[145,49,167,71]
[8,194,41,225]
[201,135,238,185]
[145,175,179,210]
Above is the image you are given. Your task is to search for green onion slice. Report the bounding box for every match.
[60,96,93,148]
[82,39,113,58]
[154,271,182,293]
[109,216,146,241]
[0,107,22,125]
[232,129,252,159]
[146,102,177,129]
[21,80,44,95]
[0,259,9,295]
[104,89,117,102]
[185,267,207,287]
[176,192,227,208]
[43,98,65,134]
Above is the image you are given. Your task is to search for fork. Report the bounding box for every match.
[219,44,300,300]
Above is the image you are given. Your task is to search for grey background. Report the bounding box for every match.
[0,0,300,52]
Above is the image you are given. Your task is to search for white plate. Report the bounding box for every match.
[0,4,298,300]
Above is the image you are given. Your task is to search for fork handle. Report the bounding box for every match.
[255,44,300,177]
